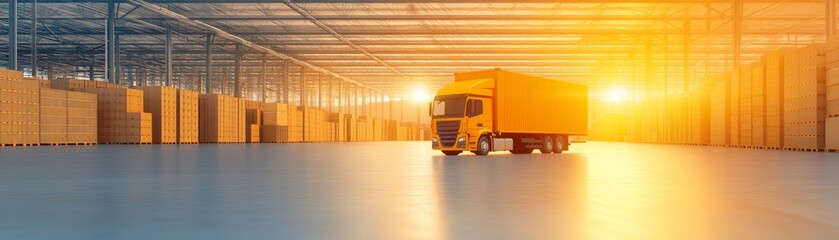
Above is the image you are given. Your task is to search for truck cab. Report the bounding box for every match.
[431,79,496,155]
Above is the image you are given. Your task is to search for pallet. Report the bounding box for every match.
[783,148,824,152]
[826,149,839,153]
[1,143,39,147]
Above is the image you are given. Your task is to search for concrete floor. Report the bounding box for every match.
[1,142,838,239]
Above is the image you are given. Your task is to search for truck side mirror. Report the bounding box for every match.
[428,102,432,117]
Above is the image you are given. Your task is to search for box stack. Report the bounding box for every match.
[752,64,766,147]
[288,107,303,142]
[764,49,787,149]
[262,103,288,143]
[133,86,178,144]
[0,69,40,146]
[344,114,357,142]
[177,89,199,144]
[710,76,730,146]
[687,87,711,145]
[51,78,122,92]
[246,101,264,143]
[39,89,67,144]
[739,64,753,147]
[371,118,381,141]
[825,36,839,150]
[66,91,98,144]
[198,94,246,143]
[386,120,398,141]
[783,44,827,150]
[87,88,150,144]
[248,124,261,143]
[329,112,346,142]
[356,116,368,141]
[729,67,741,146]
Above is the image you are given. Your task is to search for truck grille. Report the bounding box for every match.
[436,120,460,147]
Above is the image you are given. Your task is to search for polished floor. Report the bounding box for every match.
[1,142,838,239]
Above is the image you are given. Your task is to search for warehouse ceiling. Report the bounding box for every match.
[0,0,833,98]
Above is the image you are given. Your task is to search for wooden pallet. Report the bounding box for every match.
[783,148,824,152]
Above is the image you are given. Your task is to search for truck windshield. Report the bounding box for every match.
[432,97,466,117]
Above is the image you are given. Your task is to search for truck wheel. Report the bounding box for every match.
[540,136,554,154]
[472,136,490,156]
[553,136,565,154]
[442,151,462,156]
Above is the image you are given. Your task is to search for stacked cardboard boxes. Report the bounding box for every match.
[289,107,303,142]
[177,89,199,144]
[87,88,151,144]
[783,44,827,150]
[262,103,289,143]
[826,36,839,150]
[752,64,767,147]
[687,87,711,145]
[51,78,122,92]
[739,64,753,146]
[246,101,264,143]
[329,112,346,142]
[344,114,357,142]
[66,91,98,144]
[133,86,178,144]
[709,76,730,146]
[39,89,68,144]
[199,94,246,143]
[764,49,787,148]
[729,67,741,147]
[0,69,40,146]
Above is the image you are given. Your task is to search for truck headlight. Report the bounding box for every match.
[457,137,466,143]
[432,137,438,143]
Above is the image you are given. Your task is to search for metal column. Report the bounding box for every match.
[106,0,115,83]
[317,73,322,109]
[164,29,173,86]
[205,34,213,94]
[829,0,837,36]
[114,34,120,84]
[328,77,333,112]
[234,44,242,97]
[336,80,341,113]
[732,0,742,69]
[283,61,289,104]
[261,54,267,103]
[300,66,306,142]
[683,20,690,93]
[8,0,17,70]
[30,0,37,78]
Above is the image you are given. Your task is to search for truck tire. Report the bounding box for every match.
[553,136,564,154]
[442,150,462,156]
[539,136,554,154]
[472,136,490,156]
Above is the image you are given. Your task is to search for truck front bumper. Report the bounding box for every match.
[431,134,469,150]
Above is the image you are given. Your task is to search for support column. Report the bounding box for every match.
[328,78,333,112]
[164,29,173,86]
[106,0,115,82]
[362,88,367,116]
[8,0,17,70]
[30,0,37,78]
[829,0,836,36]
[684,20,690,93]
[317,73,322,109]
[205,34,213,94]
[261,54,267,103]
[300,66,307,142]
[732,0,742,69]
[234,44,242,97]
[337,80,342,113]
[114,34,120,84]
[283,61,290,104]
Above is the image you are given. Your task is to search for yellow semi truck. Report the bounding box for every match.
[430,69,588,156]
